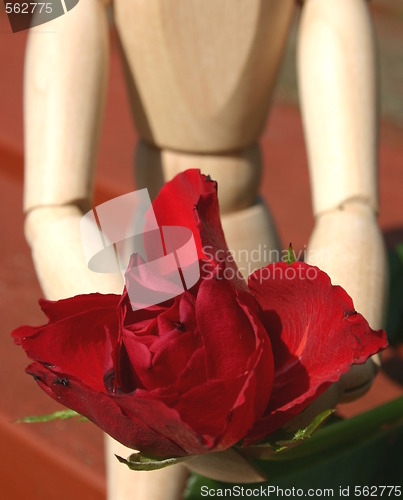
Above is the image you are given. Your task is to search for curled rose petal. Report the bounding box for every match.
[24,362,191,457]
[244,262,388,445]
[149,169,245,290]
[12,294,120,392]
[150,169,218,260]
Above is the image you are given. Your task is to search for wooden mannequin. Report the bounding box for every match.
[23,0,387,498]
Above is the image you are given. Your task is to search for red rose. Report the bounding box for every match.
[12,170,387,458]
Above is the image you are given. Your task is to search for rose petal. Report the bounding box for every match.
[119,389,215,455]
[172,376,248,449]
[37,293,119,321]
[195,264,257,380]
[12,294,120,392]
[26,362,187,458]
[121,327,202,391]
[150,169,246,290]
[236,291,274,419]
[169,322,272,451]
[150,169,217,260]
[195,193,247,291]
[164,347,207,396]
[244,262,388,444]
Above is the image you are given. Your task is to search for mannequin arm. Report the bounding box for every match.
[23,1,189,498]
[24,0,109,215]
[298,0,388,400]
[23,0,113,297]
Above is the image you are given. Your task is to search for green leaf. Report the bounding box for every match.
[266,395,403,462]
[116,452,190,472]
[278,408,334,445]
[17,409,88,423]
[285,243,296,265]
[249,408,333,453]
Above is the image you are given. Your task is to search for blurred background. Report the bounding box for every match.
[0,1,402,499]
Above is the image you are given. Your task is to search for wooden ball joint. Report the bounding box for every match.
[23,0,387,496]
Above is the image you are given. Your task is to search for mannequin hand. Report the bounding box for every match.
[306,201,387,401]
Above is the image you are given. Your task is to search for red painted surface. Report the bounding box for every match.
[0,5,402,500]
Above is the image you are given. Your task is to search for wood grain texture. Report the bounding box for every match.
[221,201,282,277]
[135,140,262,214]
[135,141,281,276]
[306,202,387,402]
[299,0,386,403]
[115,0,295,152]
[23,0,109,212]
[306,202,388,331]
[298,0,379,215]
